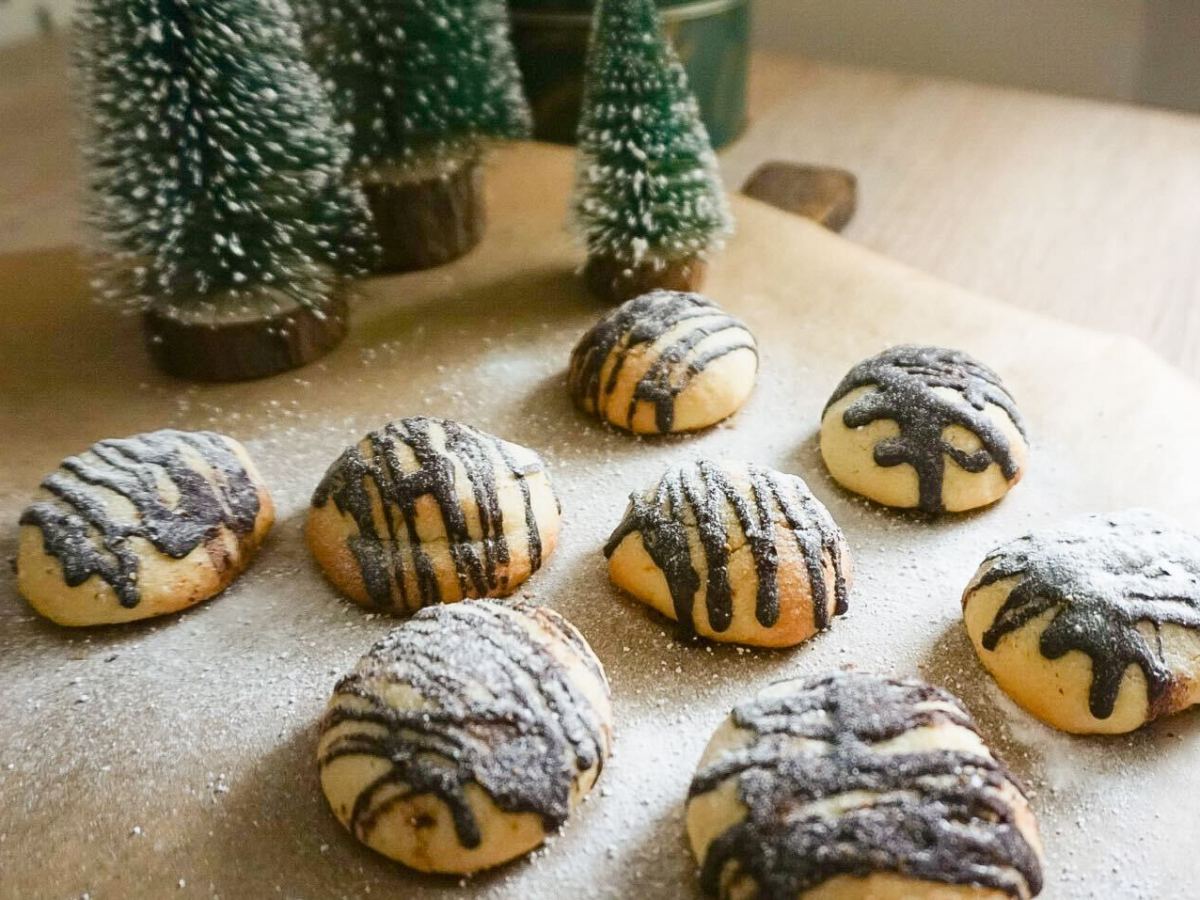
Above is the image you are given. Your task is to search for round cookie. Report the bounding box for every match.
[963,509,1200,734]
[317,599,613,874]
[820,345,1028,514]
[568,290,758,434]
[687,672,1044,899]
[307,416,560,614]
[604,459,850,647]
[16,429,274,626]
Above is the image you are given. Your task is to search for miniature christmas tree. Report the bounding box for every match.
[572,0,733,302]
[76,0,375,381]
[479,0,536,140]
[305,0,532,272]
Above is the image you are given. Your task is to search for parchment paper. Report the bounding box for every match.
[2,144,1198,900]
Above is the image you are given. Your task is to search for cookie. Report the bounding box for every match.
[307,417,560,614]
[568,290,757,434]
[317,600,612,874]
[687,672,1044,899]
[963,510,1200,734]
[604,459,850,647]
[16,429,274,626]
[820,345,1028,514]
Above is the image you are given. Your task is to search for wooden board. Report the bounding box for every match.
[1,143,1198,900]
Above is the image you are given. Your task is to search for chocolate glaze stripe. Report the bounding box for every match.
[365,428,414,606]
[328,435,402,610]
[493,438,551,575]
[604,461,849,637]
[319,602,609,849]
[626,314,757,432]
[312,417,549,611]
[441,419,518,594]
[977,510,1200,719]
[590,303,716,402]
[399,418,493,598]
[569,291,757,432]
[689,674,1042,899]
[598,304,719,398]
[19,430,260,608]
[768,469,851,624]
[824,345,1025,514]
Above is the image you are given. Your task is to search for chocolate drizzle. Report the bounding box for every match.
[568,290,757,433]
[824,345,1027,513]
[318,600,611,850]
[688,672,1043,899]
[604,460,849,637]
[976,510,1200,720]
[18,429,261,608]
[311,417,555,612]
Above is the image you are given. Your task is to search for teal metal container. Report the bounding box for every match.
[509,0,750,149]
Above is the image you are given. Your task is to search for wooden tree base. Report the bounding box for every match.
[363,158,486,273]
[583,254,708,304]
[143,289,348,382]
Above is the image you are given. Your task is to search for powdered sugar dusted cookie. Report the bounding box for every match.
[317,600,612,874]
[307,417,560,614]
[568,290,757,434]
[820,345,1028,514]
[963,510,1200,734]
[687,672,1044,899]
[605,459,850,647]
[17,429,274,626]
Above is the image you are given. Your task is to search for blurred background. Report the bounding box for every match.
[4,0,1199,380]
[5,0,1200,113]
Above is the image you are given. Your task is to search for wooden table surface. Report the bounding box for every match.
[2,38,1199,381]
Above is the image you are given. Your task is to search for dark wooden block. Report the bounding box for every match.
[742,162,858,232]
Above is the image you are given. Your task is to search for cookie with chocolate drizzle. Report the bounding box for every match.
[317,599,613,874]
[605,459,851,647]
[964,510,1200,734]
[820,345,1028,514]
[687,672,1044,900]
[568,290,758,434]
[306,417,560,614]
[16,429,274,626]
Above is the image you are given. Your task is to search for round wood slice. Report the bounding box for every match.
[583,253,708,304]
[363,158,486,273]
[142,287,348,382]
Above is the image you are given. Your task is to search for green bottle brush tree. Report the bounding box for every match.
[572,0,733,303]
[304,0,532,273]
[76,0,376,381]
